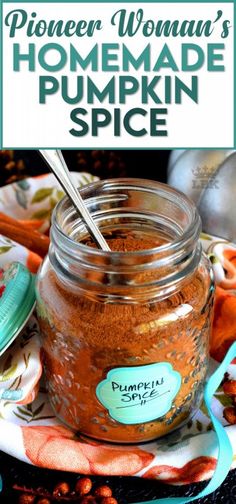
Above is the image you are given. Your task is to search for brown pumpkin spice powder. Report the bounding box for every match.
[37,231,213,443]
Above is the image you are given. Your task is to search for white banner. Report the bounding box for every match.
[1,1,234,148]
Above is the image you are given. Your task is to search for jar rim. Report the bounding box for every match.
[49,178,203,301]
[52,178,201,259]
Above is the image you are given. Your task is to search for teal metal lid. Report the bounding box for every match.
[0,262,36,356]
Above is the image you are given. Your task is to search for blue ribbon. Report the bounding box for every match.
[137,341,236,504]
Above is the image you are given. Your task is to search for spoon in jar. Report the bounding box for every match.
[39,149,110,251]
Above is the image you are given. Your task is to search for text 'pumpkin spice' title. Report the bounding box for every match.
[5,8,231,138]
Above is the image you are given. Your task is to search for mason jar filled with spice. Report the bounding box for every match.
[36,179,214,443]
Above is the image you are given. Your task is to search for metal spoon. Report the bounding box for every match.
[39,150,110,251]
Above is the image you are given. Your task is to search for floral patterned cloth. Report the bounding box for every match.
[0,175,236,485]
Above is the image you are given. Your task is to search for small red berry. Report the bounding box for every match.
[75,477,93,496]
[100,498,118,504]
[223,380,236,396]
[223,406,236,424]
[94,486,113,497]
[18,495,35,504]
[53,481,70,497]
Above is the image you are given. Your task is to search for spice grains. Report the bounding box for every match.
[37,232,213,442]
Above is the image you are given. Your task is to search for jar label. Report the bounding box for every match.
[96,362,181,425]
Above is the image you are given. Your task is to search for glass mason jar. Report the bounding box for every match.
[36,179,214,443]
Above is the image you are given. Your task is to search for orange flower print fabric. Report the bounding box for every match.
[21,425,154,475]
[143,456,217,484]
[210,287,236,363]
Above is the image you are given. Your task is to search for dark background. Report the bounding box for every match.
[0,150,170,186]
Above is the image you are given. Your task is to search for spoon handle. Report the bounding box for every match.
[39,150,110,251]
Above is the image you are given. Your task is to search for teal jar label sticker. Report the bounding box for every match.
[96,362,181,425]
